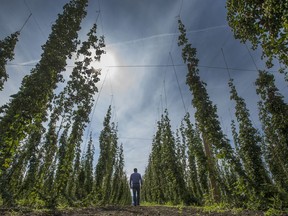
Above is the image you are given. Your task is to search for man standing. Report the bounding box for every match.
[129,168,142,206]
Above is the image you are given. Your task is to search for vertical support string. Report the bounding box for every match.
[221,48,231,80]
[169,52,187,113]
[19,13,32,32]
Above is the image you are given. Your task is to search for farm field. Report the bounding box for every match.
[0,205,268,216]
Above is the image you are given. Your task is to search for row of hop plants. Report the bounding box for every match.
[0,0,131,208]
[142,19,288,213]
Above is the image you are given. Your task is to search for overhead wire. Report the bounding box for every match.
[156,0,184,120]
[23,0,47,39]
[245,43,259,71]
[178,0,184,17]
[95,10,101,24]
[223,46,261,130]
[163,79,168,110]
[221,48,234,134]
[81,0,108,155]
[97,0,105,35]
[159,0,183,115]
[221,48,231,80]
[19,13,32,32]
[169,52,187,113]
[7,62,281,73]
[243,43,269,129]
[84,0,120,153]
[244,43,287,92]
[159,94,163,115]
[82,0,120,154]
[108,71,117,123]
[81,69,110,155]
[160,63,168,115]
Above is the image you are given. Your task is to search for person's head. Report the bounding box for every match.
[134,168,137,173]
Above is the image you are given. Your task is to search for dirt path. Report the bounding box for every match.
[0,205,268,216]
[57,206,266,216]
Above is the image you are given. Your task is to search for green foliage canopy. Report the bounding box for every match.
[226,0,288,75]
[0,32,19,91]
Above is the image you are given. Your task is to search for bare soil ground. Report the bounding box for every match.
[0,205,271,216]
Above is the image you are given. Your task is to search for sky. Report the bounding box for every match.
[1,0,287,177]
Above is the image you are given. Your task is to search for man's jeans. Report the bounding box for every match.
[132,184,140,206]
